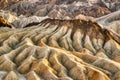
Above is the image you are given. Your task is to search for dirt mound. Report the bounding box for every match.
[0,19,119,80]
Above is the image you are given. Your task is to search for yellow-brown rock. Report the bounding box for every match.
[0,18,119,80]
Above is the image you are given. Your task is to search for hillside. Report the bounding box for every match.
[0,18,120,80]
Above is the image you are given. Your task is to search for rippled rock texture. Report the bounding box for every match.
[95,10,120,35]
[0,0,112,18]
[102,0,120,11]
[0,18,120,80]
[0,10,49,28]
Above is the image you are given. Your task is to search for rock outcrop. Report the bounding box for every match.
[0,10,49,28]
[0,18,119,80]
[95,10,120,35]
[0,16,15,29]
[0,0,112,18]
[101,0,120,11]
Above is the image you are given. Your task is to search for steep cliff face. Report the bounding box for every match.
[0,18,120,80]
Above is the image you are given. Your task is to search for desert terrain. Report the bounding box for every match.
[0,0,120,80]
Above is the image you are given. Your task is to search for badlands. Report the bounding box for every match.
[0,0,120,80]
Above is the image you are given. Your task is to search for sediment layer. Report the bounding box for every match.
[0,19,120,80]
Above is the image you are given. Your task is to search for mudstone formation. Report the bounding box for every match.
[0,18,120,80]
[1,0,118,18]
[0,0,120,80]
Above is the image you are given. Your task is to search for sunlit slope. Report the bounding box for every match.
[0,19,120,80]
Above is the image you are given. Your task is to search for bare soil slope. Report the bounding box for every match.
[1,0,118,18]
[0,18,120,80]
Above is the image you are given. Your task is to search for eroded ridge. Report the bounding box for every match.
[0,19,120,80]
[95,10,120,35]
